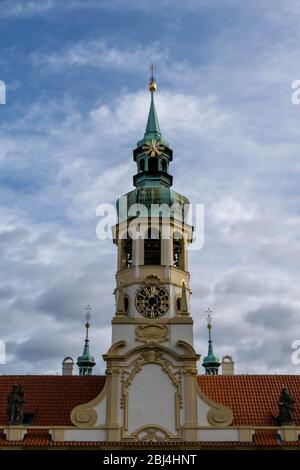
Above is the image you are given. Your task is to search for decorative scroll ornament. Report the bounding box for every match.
[207,405,233,427]
[70,407,97,427]
[70,381,109,427]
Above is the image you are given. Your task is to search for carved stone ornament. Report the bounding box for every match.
[144,275,162,285]
[70,380,108,427]
[207,406,234,427]
[195,377,233,427]
[70,407,98,428]
[132,425,171,442]
[135,324,169,345]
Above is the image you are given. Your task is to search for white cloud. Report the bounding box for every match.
[2,1,300,375]
[0,0,57,17]
[32,39,169,71]
[1,80,300,374]
[211,196,258,226]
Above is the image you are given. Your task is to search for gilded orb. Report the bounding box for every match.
[148,80,157,92]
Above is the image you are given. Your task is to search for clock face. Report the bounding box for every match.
[135,285,169,319]
[142,139,165,157]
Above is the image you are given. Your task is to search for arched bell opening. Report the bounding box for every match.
[148,157,159,174]
[120,233,133,269]
[173,231,185,269]
[144,227,161,265]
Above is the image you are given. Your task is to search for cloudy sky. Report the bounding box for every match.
[0,0,300,375]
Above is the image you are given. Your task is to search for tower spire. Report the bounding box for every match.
[202,308,220,375]
[145,64,161,137]
[77,305,96,376]
[133,66,173,189]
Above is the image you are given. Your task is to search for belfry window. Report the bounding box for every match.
[162,159,167,172]
[139,158,145,172]
[121,235,132,269]
[148,157,158,174]
[173,232,184,269]
[144,227,161,265]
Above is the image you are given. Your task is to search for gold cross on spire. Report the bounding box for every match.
[85,305,92,324]
[205,307,213,329]
[150,63,155,80]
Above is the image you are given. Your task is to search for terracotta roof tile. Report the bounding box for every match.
[0,429,51,447]
[253,430,280,447]
[0,374,300,429]
[1,439,300,449]
[0,375,105,426]
[197,375,300,426]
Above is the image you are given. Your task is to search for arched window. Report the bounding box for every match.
[144,227,161,265]
[173,232,184,269]
[139,158,145,172]
[121,234,132,269]
[148,157,158,174]
[161,159,167,172]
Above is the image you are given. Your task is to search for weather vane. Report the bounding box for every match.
[149,63,156,80]
[85,305,92,325]
[205,307,213,327]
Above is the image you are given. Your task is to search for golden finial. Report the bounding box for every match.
[148,64,157,92]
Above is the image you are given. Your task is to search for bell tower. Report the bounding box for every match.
[71,72,233,442]
[102,71,202,441]
[112,68,194,353]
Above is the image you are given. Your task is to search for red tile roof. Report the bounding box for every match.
[253,430,280,447]
[0,375,105,426]
[0,374,299,428]
[0,430,50,447]
[0,437,300,449]
[197,375,300,426]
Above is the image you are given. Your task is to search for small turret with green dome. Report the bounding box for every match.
[77,306,96,376]
[202,308,220,375]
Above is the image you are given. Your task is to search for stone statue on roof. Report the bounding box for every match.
[7,383,26,425]
[274,387,295,426]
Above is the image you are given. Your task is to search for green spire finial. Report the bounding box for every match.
[77,305,96,376]
[202,308,220,376]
